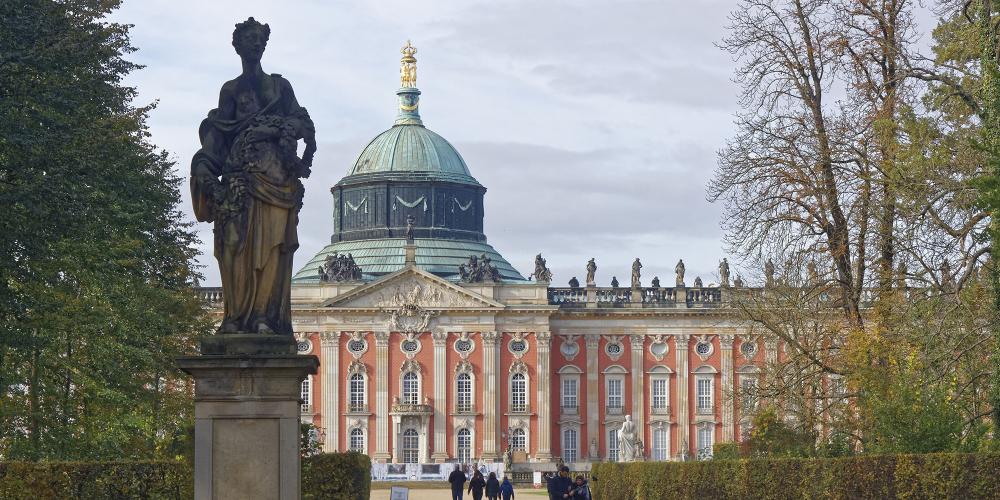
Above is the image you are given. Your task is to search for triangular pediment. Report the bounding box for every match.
[322,266,504,309]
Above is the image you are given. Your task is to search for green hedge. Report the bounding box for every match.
[0,461,192,499]
[302,451,371,499]
[591,453,1000,499]
[0,452,371,500]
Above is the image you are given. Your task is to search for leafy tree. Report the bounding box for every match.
[0,0,209,459]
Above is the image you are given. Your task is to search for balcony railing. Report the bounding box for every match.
[696,406,714,416]
[455,403,476,414]
[347,403,369,414]
[196,287,223,305]
[606,405,624,416]
[651,405,671,415]
[561,405,579,415]
[391,403,433,414]
[546,285,726,308]
[509,403,531,414]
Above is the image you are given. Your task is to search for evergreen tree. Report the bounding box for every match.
[0,0,209,459]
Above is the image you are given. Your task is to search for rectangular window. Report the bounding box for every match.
[608,429,619,462]
[300,377,311,413]
[511,374,527,412]
[652,428,668,461]
[651,378,668,410]
[740,420,752,442]
[741,378,757,410]
[607,377,623,411]
[697,377,713,411]
[563,429,578,463]
[402,373,419,405]
[350,429,365,453]
[457,429,472,463]
[697,426,713,459]
[349,374,365,412]
[562,378,578,410]
[457,374,473,413]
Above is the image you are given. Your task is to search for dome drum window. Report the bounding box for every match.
[296,339,312,354]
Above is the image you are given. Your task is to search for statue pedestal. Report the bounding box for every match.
[177,354,319,500]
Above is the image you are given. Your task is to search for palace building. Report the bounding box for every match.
[199,43,782,467]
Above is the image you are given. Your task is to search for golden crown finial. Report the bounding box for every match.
[400,40,417,87]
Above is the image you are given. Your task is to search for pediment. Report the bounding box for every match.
[322,267,504,309]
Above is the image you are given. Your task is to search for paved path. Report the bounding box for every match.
[370,486,549,499]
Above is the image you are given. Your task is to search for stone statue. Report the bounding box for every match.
[318,252,362,282]
[675,259,685,286]
[719,258,730,287]
[631,258,642,288]
[568,276,580,288]
[651,276,660,288]
[530,253,553,282]
[941,259,954,291]
[734,274,744,288]
[807,260,819,285]
[405,214,415,244]
[611,276,620,288]
[191,17,316,337]
[586,258,597,285]
[618,415,638,462]
[764,259,775,287]
[503,447,513,472]
[694,276,703,288]
[459,253,501,283]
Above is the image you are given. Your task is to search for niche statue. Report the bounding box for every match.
[190,18,317,337]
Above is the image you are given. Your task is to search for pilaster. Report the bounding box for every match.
[585,335,601,459]
[373,331,391,462]
[720,334,735,442]
[535,331,553,460]
[675,334,690,459]
[320,332,340,452]
[431,331,449,462]
[482,331,500,460]
[629,334,645,456]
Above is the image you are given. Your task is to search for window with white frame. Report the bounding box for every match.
[349,373,366,412]
[457,428,472,463]
[562,428,578,463]
[741,377,757,410]
[608,428,619,462]
[740,420,752,442]
[606,377,623,411]
[697,425,713,459]
[651,377,669,410]
[652,428,668,461]
[457,373,473,413]
[401,428,419,463]
[402,371,419,405]
[511,373,527,412]
[511,428,526,451]
[300,376,312,413]
[696,377,713,412]
[562,377,578,410]
[349,428,365,452]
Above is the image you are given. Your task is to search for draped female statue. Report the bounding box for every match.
[190,18,316,337]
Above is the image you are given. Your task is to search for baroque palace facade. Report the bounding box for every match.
[199,43,785,466]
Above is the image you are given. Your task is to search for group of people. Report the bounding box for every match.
[447,465,514,500]
[445,464,591,500]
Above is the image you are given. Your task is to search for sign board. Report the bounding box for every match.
[389,486,409,500]
[533,471,542,485]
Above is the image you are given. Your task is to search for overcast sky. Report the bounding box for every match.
[109,0,932,287]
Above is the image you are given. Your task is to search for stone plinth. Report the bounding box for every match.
[177,354,319,500]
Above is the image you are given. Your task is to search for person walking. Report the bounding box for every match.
[448,464,467,500]
[468,470,487,500]
[546,466,573,500]
[568,475,591,500]
[485,472,501,500]
[500,476,516,500]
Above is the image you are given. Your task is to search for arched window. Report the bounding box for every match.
[457,428,472,463]
[402,372,419,405]
[402,428,419,463]
[457,373,473,413]
[562,428,578,463]
[349,373,366,412]
[511,428,526,451]
[349,428,365,453]
[652,428,668,461]
[511,373,527,412]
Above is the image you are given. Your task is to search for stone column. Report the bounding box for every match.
[482,331,500,460]
[585,335,601,459]
[720,334,735,442]
[629,334,645,454]
[535,331,553,461]
[674,334,690,459]
[373,331,391,462]
[431,331,449,462]
[178,355,318,500]
[320,331,340,452]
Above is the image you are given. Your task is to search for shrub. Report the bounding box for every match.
[302,451,372,500]
[0,461,192,500]
[591,453,1000,500]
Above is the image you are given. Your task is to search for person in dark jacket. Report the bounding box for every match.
[485,472,501,500]
[468,470,487,500]
[448,464,467,500]
[500,476,516,500]
[546,466,574,500]
[568,475,591,500]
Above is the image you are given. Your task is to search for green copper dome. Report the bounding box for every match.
[347,118,480,185]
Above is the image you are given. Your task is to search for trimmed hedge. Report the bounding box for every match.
[0,461,192,499]
[0,452,372,500]
[591,453,1000,499]
[302,451,372,499]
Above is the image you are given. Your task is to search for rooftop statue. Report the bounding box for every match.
[694,276,703,288]
[651,276,660,288]
[631,258,642,288]
[530,253,553,282]
[734,274,744,288]
[459,253,502,283]
[675,259,685,286]
[611,276,620,288]
[719,258,730,287]
[586,258,597,285]
[764,259,775,287]
[190,17,316,336]
[568,276,580,288]
[405,214,415,244]
[807,260,819,285]
[319,252,362,282]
